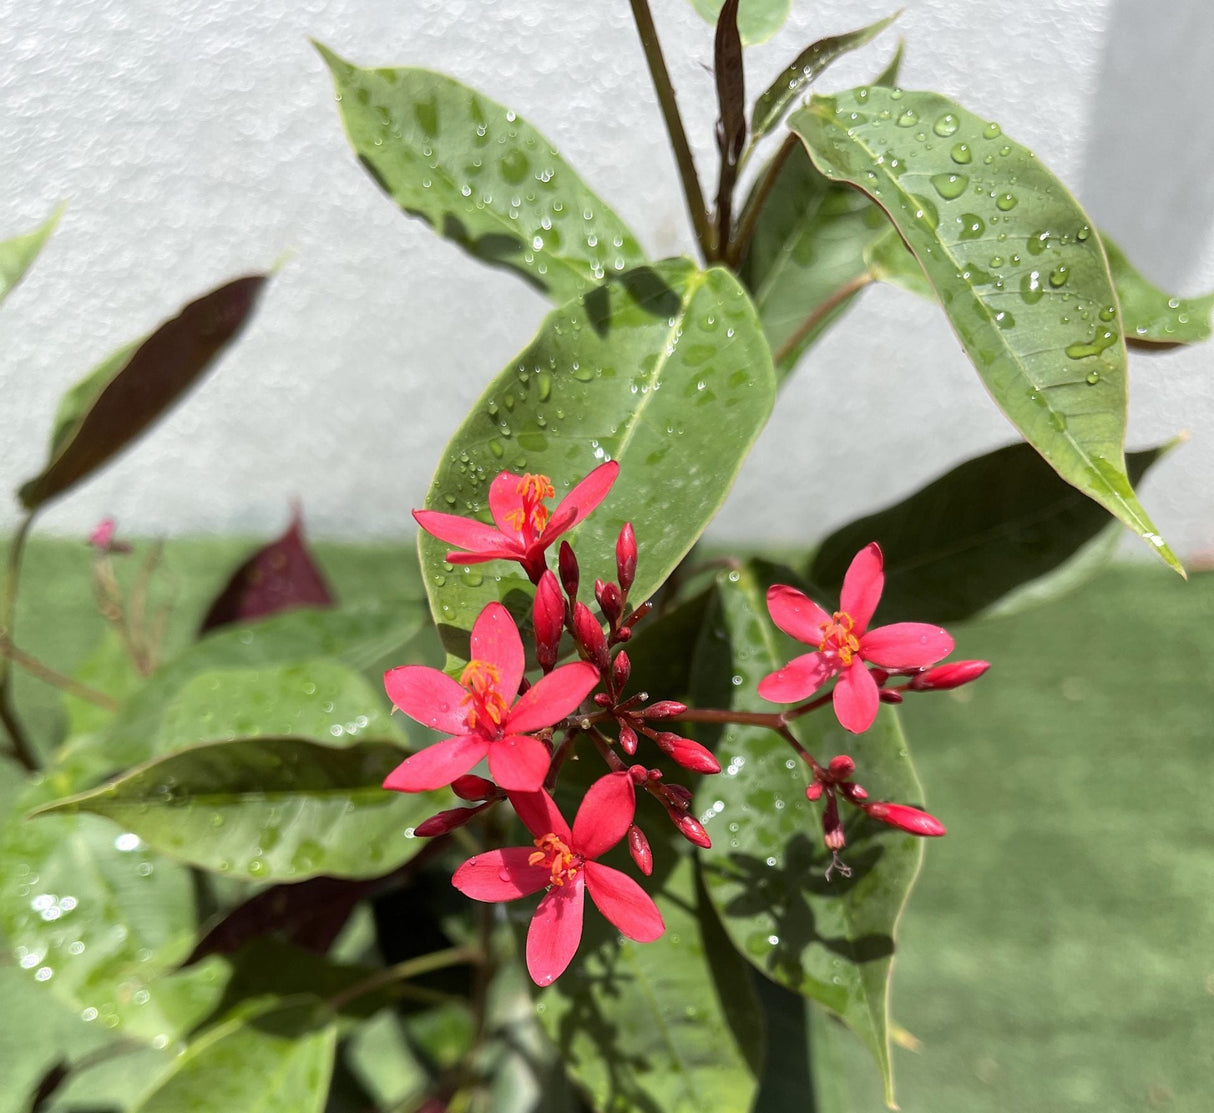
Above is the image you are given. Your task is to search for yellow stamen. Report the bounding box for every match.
[504,473,555,537]
[528,832,580,887]
[459,659,510,731]
[818,611,861,665]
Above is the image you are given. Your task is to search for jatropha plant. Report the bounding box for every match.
[0,3,1208,1112]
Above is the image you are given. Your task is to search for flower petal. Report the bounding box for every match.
[527,875,586,986]
[542,461,619,542]
[765,585,833,646]
[470,601,525,701]
[383,665,469,734]
[488,733,551,792]
[453,847,551,901]
[413,509,509,554]
[572,772,635,859]
[832,663,880,734]
[508,661,600,734]
[508,788,572,843]
[757,652,835,704]
[584,862,664,942]
[382,734,487,792]
[839,542,883,633]
[861,623,954,668]
[444,547,522,565]
[487,471,526,539]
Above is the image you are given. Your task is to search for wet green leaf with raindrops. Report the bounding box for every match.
[0,775,227,1045]
[0,207,60,306]
[790,87,1183,574]
[130,996,336,1113]
[810,441,1175,624]
[1102,235,1214,347]
[537,853,761,1113]
[418,259,775,653]
[740,143,888,379]
[690,0,792,45]
[318,44,645,303]
[32,738,435,883]
[692,565,928,1107]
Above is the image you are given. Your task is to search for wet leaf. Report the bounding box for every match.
[418,260,775,653]
[19,275,266,510]
[791,88,1181,573]
[318,44,645,302]
[32,738,435,883]
[1102,235,1214,348]
[692,565,927,1107]
[0,207,60,306]
[809,441,1175,624]
[690,0,791,45]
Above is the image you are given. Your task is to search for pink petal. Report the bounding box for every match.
[584,862,664,942]
[487,733,551,792]
[766,585,833,646]
[527,875,586,986]
[413,509,509,554]
[382,734,487,792]
[509,788,572,843]
[508,661,600,734]
[832,664,880,734]
[383,665,470,734]
[860,623,954,668]
[572,772,635,859]
[757,652,835,704]
[543,461,619,541]
[444,547,522,565]
[453,847,551,901]
[470,602,525,700]
[839,542,884,633]
[487,472,526,539]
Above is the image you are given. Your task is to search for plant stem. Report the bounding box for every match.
[326,945,482,1014]
[727,131,798,269]
[0,511,39,770]
[0,636,119,710]
[628,0,715,260]
[772,271,874,368]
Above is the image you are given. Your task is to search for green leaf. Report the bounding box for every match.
[317,44,645,303]
[690,0,792,45]
[692,565,927,1107]
[790,87,1182,574]
[20,275,267,510]
[418,260,776,652]
[0,207,61,306]
[809,441,1175,624]
[1103,234,1214,347]
[33,738,434,882]
[130,997,336,1113]
[539,854,761,1113]
[740,143,886,378]
[750,13,901,144]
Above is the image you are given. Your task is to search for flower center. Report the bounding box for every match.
[459,659,510,732]
[818,611,861,665]
[528,832,581,886]
[504,473,555,541]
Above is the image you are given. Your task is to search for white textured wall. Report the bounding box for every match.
[2,0,1212,561]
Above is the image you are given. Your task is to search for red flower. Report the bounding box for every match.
[452,772,664,985]
[758,543,953,733]
[414,462,619,583]
[383,602,599,793]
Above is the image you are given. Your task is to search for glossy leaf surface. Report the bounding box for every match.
[692,565,927,1106]
[419,260,775,651]
[0,207,60,306]
[318,44,645,302]
[690,0,791,44]
[1103,235,1214,347]
[809,441,1172,624]
[34,738,432,882]
[19,275,266,510]
[791,88,1181,573]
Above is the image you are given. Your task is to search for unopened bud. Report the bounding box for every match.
[533,570,565,672]
[414,805,485,837]
[862,801,946,837]
[840,782,867,802]
[616,522,637,592]
[642,700,687,720]
[805,782,823,801]
[673,812,712,848]
[595,579,624,625]
[822,794,845,851]
[572,602,609,669]
[627,764,648,784]
[558,541,579,600]
[664,783,693,809]
[612,650,631,691]
[908,660,991,691]
[619,721,638,755]
[650,731,721,774]
[627,824,653,875]
[451,774,495,801]
[828,755,855,778]
[879,688,904,704]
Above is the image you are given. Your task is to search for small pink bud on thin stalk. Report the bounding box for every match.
[573,602,610,669]
[619,720,639,755]
[533,570,565,672]
[805,782,823,802]
[863,802,947,837]
[616,522,637,593]
[612,650,631,692]
[451,774,496,801]
[828,755,855,778]
[642,700,687,720]
[87,517,132,554]
[673,811,712,849]
[908,660,991,692]
[627,764,649,784]
[649,731,722,775]
[558,541,579,601]
[595,579,624,626]
[840,782,868,802]
[879,688,904,704]
[663,783,693,809]
[628,824,653,875]
[414,804,488,837]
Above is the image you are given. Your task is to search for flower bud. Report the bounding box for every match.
[451,774,495,801]
[595,579,624,626]
[908,660,991,691]
[663,783,693,808]
[862,801,946,837]
[828,755,855,779]
[879,688,904,704]
[611,650,631,691]
[533,570,565,672]
[627,764,648,784]
[627,824,653,875]
[641,700,687,720]
[650,731,721,775]
[821,794,845,851]
[805,782,823,801]
[558,541,579,600]
[673,811,711,848]
[572,602,610,669]
[840,782,867,802]
[616,522,637,592]
[414,805,485,837]
[619,720,638,755]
